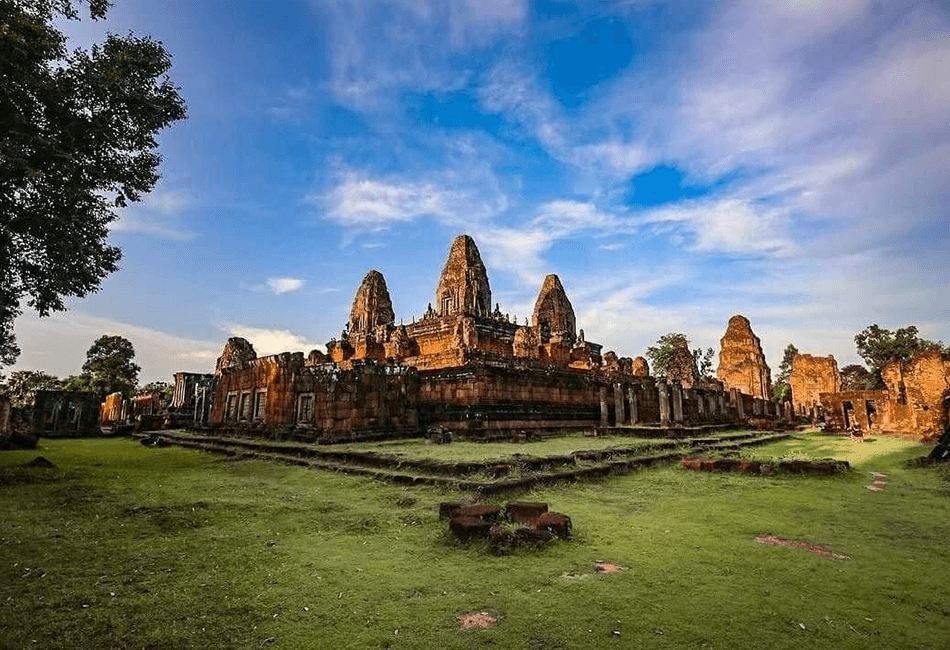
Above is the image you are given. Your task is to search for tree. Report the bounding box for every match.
[840,364,881,391]
[854,325,948,375]
[80,335,139,396]
[0,0,187,367]
[645,333,688,378]
[137,381,171,401]
[0,369,61,407]
[772,343,799,402]
[694,347,716,379]
[646,333,712,379]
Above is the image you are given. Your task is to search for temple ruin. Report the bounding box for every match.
[200,235,783,441]
[821,349,950,441]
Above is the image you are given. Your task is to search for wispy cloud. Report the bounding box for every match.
[111,187,198,241]
[266,277,305,295]
[313,0,528,111]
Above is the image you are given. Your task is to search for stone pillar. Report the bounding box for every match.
[718,394,726,417]
[736,391,745,420]
[708,394,717,417]
[614,383,625,427]
[671,381,684,423]
[730,387,739,407]
[752,399,762,416]
[696,390,706,417]
[658,380,670,426]
[599,386,609,426]
[627,386,638,425]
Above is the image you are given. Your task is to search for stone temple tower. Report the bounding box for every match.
[717,314,772,398]
[347,269,395,336]
[532,274,576,342]
[435,235,492,318]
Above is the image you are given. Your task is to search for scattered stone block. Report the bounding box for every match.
[449,516,492,540]
[504,501,548,527]
[439,501,464,519]
[538,511,572,538]
[456,504,501,523]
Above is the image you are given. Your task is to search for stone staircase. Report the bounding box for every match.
[136,429,790,494]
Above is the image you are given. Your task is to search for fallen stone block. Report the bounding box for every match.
[438,501,464,519]
[456,504,501,523]
[538,511,572,538]
[450,516,492,540]
[504,501,548,526]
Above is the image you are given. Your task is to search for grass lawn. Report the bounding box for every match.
[330,431,712,462]
[1,433,948,649]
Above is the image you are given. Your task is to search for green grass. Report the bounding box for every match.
[1,433,948,649]
[329,432,684,462]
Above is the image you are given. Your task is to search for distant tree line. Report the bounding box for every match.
[0,334,163,408]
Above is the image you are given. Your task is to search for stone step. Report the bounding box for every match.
[137,431,789,493]
[142,430,786,478]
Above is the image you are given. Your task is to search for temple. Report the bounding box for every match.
[203,235,784,441]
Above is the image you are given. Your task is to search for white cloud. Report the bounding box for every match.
[266,277,305,294]
[641,198,798,257]
[10,311,220,383]
[223,323,321,357]
[316,165,508,233]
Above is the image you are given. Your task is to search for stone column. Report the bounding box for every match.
[614,384,625,427]
[708,394,717,417]
[752,399,762,416]
[718,393,726,417]
[671,381,684,423]
[658,380,670,426]
[627,386,638,424]
[736,391,745,420]
[599,386,609,426]
[696,390,706,417]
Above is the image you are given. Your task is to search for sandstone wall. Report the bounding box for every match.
[789,354,841,414]
[210,356,420,440]
[881,349,950,441]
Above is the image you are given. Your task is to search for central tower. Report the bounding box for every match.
[434,234,492,318]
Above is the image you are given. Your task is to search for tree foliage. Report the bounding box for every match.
[80,335,139,396]
[646,333,713,379]
[694,347,715,379]
[840,364,882,391]
[854,325,948,374]
[0,0,186,367]
[0,369,61,407]
[137,381,171,401]
[772,343,799,402]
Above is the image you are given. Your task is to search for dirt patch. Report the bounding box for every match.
[458,612,497,629]
[754,535,850,561]
[27,456,57,469]
[595,561,623,573]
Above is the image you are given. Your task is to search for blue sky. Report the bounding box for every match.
[11,0,950,383]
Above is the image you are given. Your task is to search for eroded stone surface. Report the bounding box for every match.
[436,235,492,318]
[532,274,576,342]
[717,315,772,399]
[632,356,650,377]
[215,337,257,374]
[789,354,841,415]
[667,337,700,389]
[347,270,395,337]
